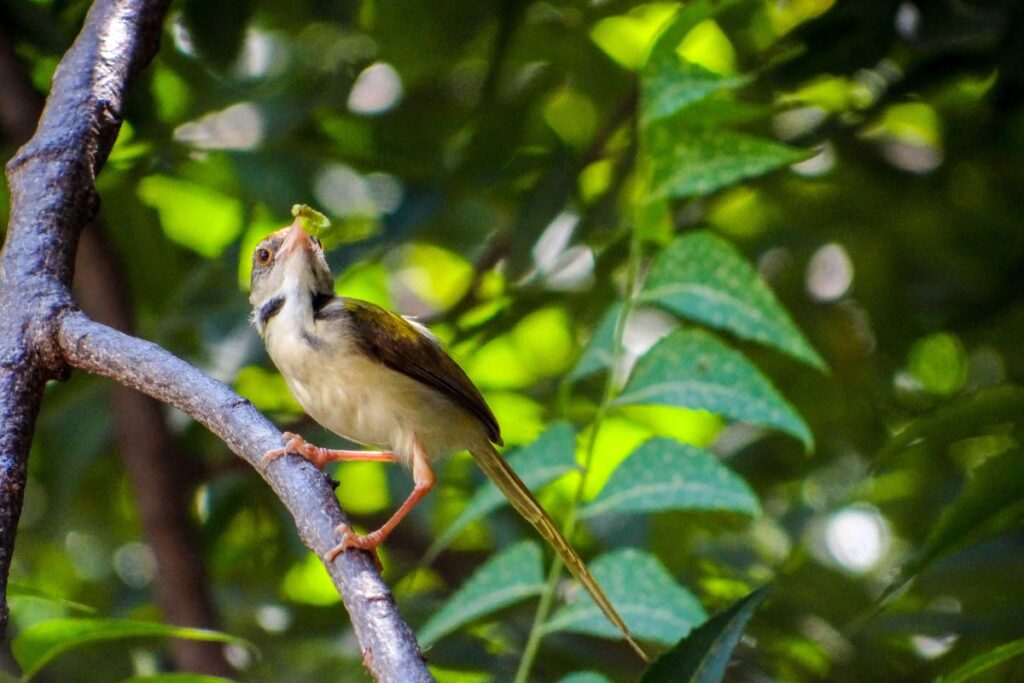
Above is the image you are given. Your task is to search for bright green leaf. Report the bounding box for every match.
[640,587,767,683]
[908,332,968,396]
[13,618,255,679]
[936,637,1024,683]
[647,126,808,200]
[615,328,812,448]
[281,553,339,607]
[233,365,303,415]
[676,20,736,76]
[419,541,545,647]
[425,424,577,561]
[546,549,706,644]
[581,438,759,519]
[638,231,825,369]
[137,175,243,258]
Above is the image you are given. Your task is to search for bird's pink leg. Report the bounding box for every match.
[326,440,435,562]
[264,431,396,469]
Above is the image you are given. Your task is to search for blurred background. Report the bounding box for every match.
[2,0,1024,681]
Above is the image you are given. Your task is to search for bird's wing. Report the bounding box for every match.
[316,296,503,446]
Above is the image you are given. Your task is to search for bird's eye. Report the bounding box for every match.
[255,247,273,265]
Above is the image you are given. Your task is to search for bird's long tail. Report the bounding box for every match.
[469,442,650,663]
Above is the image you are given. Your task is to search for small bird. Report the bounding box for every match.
[249,214,648,661]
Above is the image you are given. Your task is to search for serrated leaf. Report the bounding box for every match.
[425,424,577,561]
[889,448,1024,594]
[648,126,808,200]
[640,587,767,683]
[570,304,622,381]
[638,231,825,369]
[615,328,812,448]
[581,438,759,519]
[936,637,1024,683]
[546,549,706,644]
[13,618,255,679]
[419,541,545,647]
[642,60,751,126]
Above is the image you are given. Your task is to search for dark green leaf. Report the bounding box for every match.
[419,541,545,647]
[13,618,255,679]
[892,448,1024,592]
[546,549,706,644]
[648,126,808,200]
[936,637,1024,683]
[120,675,238,683]
[581,438,759,519]
[640,587,767,683]
[615,329,812,448]
[638,231,825,369]
[642,61,751,126]
[425,424,578,560]
[557,674,613,683]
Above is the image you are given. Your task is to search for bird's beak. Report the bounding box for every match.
[278,220,314,259]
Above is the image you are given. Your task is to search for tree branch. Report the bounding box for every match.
[0,0,433,679]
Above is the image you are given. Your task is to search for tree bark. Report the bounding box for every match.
[0,1,432,680]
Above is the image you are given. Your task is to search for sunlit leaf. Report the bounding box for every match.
[638,231,825,369]
[137,175,243,258]
[546,549,706,644]
[425,424,577,560]
[890,447,1024,593]
[647,126,808,200]
[615,329,812,448]
[676,20,736,76]
[640,587,767,683]
[937,637,1024,683]
[589,3,678,71]
[233,365,302,415]
[335,461,390,515]
[281,553,338,607]
[13,618,255,679]
[581,438,759,519]
[908,332,968,396]
[419,541,545,647]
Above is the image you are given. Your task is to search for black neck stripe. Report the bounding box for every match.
[259,296,285,326]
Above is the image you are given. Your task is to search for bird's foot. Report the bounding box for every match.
[263,432,329,469]
[326,524,383,570]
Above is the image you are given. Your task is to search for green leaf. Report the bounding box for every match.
[558,674,613,683]
[581,438,759,519]
[936,637,1024,683]
[638,231,825,369]
[615,329,812,448]
[419,541,545,647]
[642,61,751,126]
[647,126,808,200]
[569,304,622,381]
[546,549,706,644]
[120,675,238,683]
[892,448,1024,592]
[424,424,578,561]
[136,175,243,258]
[646,0,750,67]
[640,587,767,683]
[13,618,255,679]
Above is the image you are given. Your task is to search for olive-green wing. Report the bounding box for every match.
[318,296,502,445]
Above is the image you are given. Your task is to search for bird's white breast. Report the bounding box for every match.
[262,303,483,465]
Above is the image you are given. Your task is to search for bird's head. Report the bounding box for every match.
[248,219,334,312]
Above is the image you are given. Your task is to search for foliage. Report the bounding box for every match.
[2,0,1024,681]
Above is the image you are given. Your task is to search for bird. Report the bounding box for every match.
[248,214,649,662]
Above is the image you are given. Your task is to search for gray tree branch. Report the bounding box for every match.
[0,0,433,680]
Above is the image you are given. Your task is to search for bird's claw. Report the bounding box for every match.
[262,432,327,469]
[326,524,383,571]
